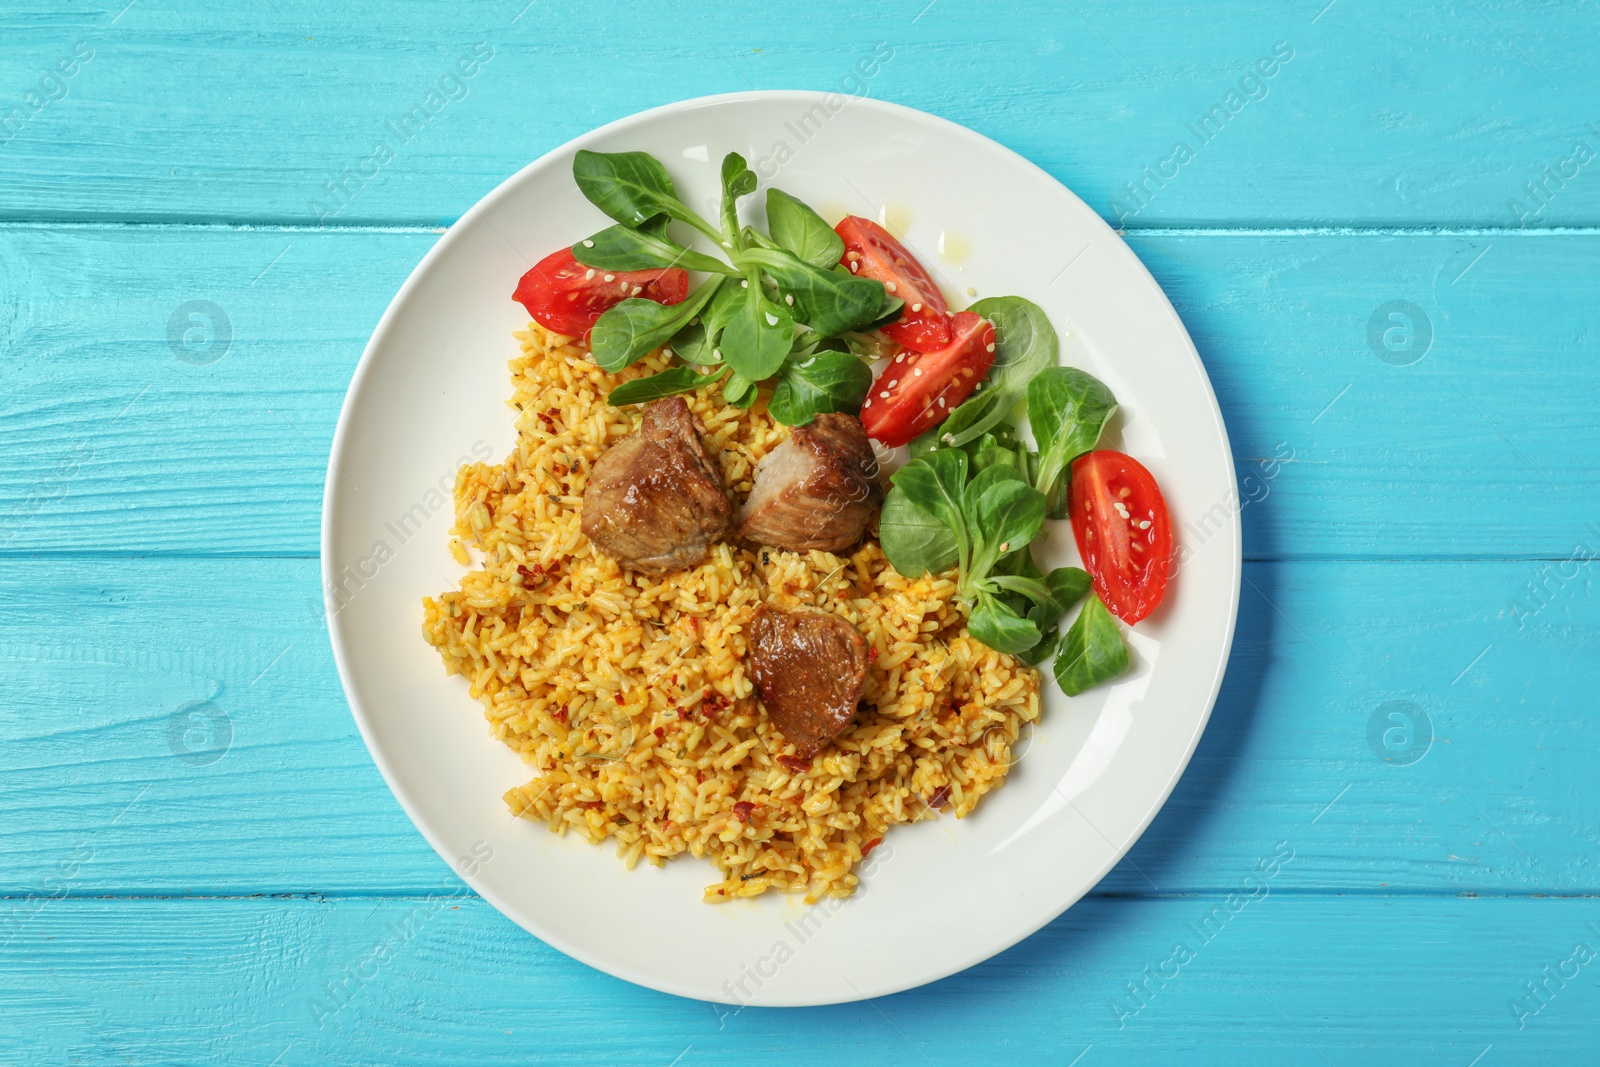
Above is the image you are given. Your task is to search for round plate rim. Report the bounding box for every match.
[321,89,1242,1005]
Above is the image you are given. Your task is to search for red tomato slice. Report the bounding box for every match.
[513,247,689,339]
[860,311,995,447]
[835,216,952,353]
[1069,450,1173,624]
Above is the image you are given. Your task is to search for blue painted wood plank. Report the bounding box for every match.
[0,556,1594,896]
[2,226,1597,558]
[3,894,1596,1064]
[0,2,1595,226]
[2,1,1597,1057]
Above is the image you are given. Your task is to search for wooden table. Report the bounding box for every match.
[3,2,1596,1062]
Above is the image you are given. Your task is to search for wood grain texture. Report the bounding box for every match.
[3,895,1597,1064]
[0,556,1593,897]
[2,225,1596,558]
[0,2,1596,227]
[2,0,1598,1057]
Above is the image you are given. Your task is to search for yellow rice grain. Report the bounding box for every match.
[422,323,1040,902]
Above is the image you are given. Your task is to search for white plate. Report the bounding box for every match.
[323,91,1240,1006]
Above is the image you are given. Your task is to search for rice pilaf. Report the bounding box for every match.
[421,323,1040,902]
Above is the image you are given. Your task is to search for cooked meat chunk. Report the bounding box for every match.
[736,412,881,553]
[748,604,869,758]
[580,397,732,574]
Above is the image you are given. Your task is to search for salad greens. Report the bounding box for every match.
[737,246,887,337]
[590,276,725,374]
[565,147,1144,698]
[936,295,1058,448]
[572,221,735,276]
[1054,594,1130,696]
[572,150,716,236]
[878,487,959,575]
[769,346,873,427]
[880,331,1127,688]
[570,148,891,422]
[1028,366,1118,518]
[765,188,844,268]
[884,444,1093,662]
[604,364,726,406]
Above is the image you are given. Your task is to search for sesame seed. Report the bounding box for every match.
[741,280,749,288]
[603,274,615,282]
[985,343,995,353]
[765,312,779,326]
[965,286,977,296]
[1139,520,1152,530]
[582,240,595,248]
[630,285,642,295]
[722,241,733,249]
[911,302,922,312]
[913,368,923,377]
[937,397,945,408]
[585,269,595,279]
[847,251,860,260]
[785,294,794,306]
[894,353,905,363]
[886,282,897,293]
[864,398,872,407]
[999,541,1009,552]
[712,348,722,359]
[850,261,859,272]
[887,379,898,387]
[879,391,890,399]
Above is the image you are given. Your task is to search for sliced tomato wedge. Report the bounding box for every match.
[513,247,689,339]
[1069,450,1173,624]
[835,216,952,353]
[860,311,995,447]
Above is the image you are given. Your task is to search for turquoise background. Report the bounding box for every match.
[3,1,1598,1062]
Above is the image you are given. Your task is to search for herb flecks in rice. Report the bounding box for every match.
[422,323,1039,903]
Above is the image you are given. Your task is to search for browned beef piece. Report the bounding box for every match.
[736,412,882,553]
[748,604,869,758]
[580,397,732,574]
